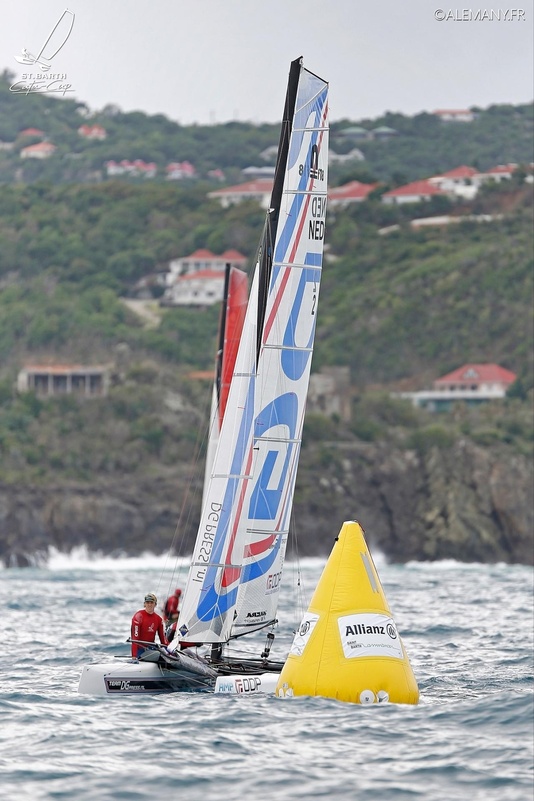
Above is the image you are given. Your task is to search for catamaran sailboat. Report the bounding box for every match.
[78,56,330,695]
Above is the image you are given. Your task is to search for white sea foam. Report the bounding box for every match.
[46,545,190,572]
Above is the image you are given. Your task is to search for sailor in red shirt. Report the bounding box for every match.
[130,592,168,657]
[164,588,182,622]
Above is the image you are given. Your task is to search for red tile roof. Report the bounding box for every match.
[383,179,447,198]
[187,249,217,259]
[435,363,517,386]
[435,166,478,179]
[19,128,45,137]
[485,163,517,175]
[220,249,247,262]
[21,142,56,153]
[329,180,379,200]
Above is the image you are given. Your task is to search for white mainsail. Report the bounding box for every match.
[231,65,329,637]
[171,58,329,648]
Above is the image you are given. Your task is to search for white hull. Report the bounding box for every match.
[78,660,279,696]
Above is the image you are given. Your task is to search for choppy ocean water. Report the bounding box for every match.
[1,549,532,801]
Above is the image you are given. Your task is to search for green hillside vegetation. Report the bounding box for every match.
[319,185,533,384]
[1,71,532,187]
[0,178,531,381]
[0,74,532,493]
[343,105,534,184]
[0,178,532,486]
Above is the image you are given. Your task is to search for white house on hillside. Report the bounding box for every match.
[160,270,226,307]
[208,178,273,208]
[20,142,56,159]
[166,248,247,284]
[78,124,107,140]
[18,364,110,397]
[382,179,449,205]
[328,180,379,208]
[395,363,517,411]
[428,165,479,199]
[433,109,475,122]
[161,249,248,305]
[471,163,518,186]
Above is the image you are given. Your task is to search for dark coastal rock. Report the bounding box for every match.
[0,438,532,566]
[294,438,533,564]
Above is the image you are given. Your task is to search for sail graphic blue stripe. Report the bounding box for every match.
[196,369,256,621]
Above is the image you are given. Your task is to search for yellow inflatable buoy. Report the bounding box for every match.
[276,520,419,705]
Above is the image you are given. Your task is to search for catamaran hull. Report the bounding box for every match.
[78,661,215,695]
[78,662,279,696]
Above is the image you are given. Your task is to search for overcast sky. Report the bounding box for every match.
[2,0,533,124]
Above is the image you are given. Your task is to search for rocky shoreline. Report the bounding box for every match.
[1,438,532,567]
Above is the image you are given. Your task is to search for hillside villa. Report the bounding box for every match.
[433,109,476,122]
[394,363,517,411]
[105,159,157,177]
[18,128,45,139]
[381,179,448,205]
[207,178,274,209]
[328,180,379,208]
[20,142,56,159]
[166,161,196,180]
[160,270,227,307]
[160,248,248,306]
[381,163,525,205]
[17,364,110,397]
[78,124,107,140]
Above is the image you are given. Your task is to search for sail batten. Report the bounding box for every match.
[246,528,288,536]
[253,436,300,444]
[261,344,314,353]
[211,473,253,480]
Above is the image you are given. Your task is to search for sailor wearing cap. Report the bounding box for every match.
[130,593,168,657]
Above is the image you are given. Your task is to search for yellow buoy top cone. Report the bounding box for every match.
[276,520,419,705]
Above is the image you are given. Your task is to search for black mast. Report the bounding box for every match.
[215,263,232,407]
[256,57,302,360]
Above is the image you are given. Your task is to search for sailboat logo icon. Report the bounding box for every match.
[15,9,75,71]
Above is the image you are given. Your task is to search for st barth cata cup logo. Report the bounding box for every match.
[15,9,75,72]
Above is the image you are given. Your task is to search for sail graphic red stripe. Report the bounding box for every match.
[221,441,255,588]
[263,114,327,343]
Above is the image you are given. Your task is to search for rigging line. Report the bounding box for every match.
[160,373,215,600]
[288,509,305,629]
